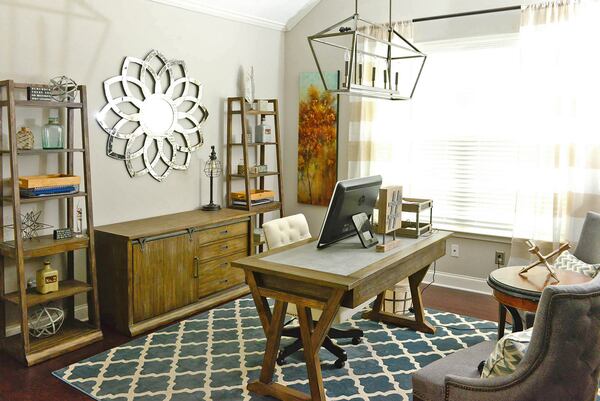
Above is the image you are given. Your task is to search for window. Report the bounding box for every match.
[358,35,522,237]
[349,4,600,242]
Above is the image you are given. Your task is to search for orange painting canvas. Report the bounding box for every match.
[298,72,339,206]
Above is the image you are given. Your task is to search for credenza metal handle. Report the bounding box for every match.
[220,245,229,250]
[193,257,199,278]
[219,229,229,235]
[220,262,228,268]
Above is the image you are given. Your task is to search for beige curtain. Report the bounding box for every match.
[347,21,414,179]
[510,0,600,263]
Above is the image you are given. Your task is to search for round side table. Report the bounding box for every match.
[488,265,591,339]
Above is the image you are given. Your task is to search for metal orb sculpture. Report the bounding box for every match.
[96,49,209,182]
[28,306,65,338]
[49,75,78,102]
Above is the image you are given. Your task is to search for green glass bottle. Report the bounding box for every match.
[42,113,64,149]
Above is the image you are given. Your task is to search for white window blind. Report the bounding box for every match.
[408,138,518,236]
[360,35,522,237]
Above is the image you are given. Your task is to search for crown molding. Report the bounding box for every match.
[285,0,320,31]
[149,0,288,31]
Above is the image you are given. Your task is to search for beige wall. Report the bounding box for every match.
[0,0,284,329]
[282,0,521,286]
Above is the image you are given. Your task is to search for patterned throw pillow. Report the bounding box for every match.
[481,328,532,378]
[554,250,600,278]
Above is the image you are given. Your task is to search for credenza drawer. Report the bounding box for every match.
[197,235,247,262]
[194,221,247,246]
[198,251,246,298]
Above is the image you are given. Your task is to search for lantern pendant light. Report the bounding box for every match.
[308,0,426,101]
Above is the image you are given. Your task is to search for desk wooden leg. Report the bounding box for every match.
[246,271,344,401]
[363,264,436,334]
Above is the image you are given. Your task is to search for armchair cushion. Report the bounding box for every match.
[554,250,600,278]
[481,328,532,378]
[412,341,495,401]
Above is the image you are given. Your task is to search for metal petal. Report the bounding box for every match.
[142,49,169,94]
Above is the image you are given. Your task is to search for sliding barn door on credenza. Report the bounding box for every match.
[95,209,254,336]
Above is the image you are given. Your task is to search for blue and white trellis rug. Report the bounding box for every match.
[53,296,501,401]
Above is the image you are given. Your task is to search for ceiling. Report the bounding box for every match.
[149,0,321,31]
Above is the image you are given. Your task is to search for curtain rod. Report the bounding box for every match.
[413,6,521,23]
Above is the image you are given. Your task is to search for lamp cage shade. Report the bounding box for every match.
[308,7,426,101]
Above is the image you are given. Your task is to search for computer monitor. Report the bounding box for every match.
[317,175,382,249]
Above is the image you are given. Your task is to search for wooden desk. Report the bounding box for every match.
[232,230,452,401]
[488,265,592,339]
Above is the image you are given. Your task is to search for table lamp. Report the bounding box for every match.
[202,145,222,211]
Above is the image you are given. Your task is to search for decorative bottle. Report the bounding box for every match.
[36,261,59,294]
[42,112,64,149]
[255,116,272,143]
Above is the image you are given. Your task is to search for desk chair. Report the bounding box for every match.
[262,213,365,368]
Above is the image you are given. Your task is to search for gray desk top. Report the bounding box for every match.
[262,231,449,277]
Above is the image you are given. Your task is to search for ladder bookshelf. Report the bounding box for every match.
[226,98,284,248]
[0,80,102,366]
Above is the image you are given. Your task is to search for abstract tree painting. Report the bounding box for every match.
[297,72,339,206]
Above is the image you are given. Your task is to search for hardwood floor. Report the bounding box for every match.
[0,285,499,401]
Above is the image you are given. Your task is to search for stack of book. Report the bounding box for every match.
[231,189,274,207]
[19,174,80,198]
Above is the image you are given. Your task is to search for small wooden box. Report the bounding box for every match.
[397,198,433,238]
[19,174,80,189]
[231,189,275,201]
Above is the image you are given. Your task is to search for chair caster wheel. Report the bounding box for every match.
[334,359,345,369]
[351,337,362,345]
[276,351,285,366]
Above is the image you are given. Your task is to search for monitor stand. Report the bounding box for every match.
[352,212,379,248]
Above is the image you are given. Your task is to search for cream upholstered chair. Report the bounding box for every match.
[262,213,367,368]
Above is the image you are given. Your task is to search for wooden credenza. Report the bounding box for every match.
[95,209,254,336]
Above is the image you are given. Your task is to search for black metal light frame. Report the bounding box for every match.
[308,0,427,101]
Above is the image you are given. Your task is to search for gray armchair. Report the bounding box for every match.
[574,211,600,264]
[412,273,600,401]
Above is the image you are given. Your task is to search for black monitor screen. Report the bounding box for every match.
[317,175,382,249]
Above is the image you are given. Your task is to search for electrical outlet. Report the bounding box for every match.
[495,251,506,266]
[450,244,459,257]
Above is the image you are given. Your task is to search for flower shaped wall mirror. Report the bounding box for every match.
[96,49,209,182]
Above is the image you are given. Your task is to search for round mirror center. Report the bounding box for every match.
[140,95,175,137]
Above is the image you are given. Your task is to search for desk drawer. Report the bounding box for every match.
[198,251,246,298]
[194,221,247,246]
[197,236,247,262]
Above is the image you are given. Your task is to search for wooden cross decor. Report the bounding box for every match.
[518,239,570,282]
[376,186,403,252]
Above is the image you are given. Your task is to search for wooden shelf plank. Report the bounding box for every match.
[229,201,282,214]
[0,148,85,155]
[3,319,102,366]
[229,142,277,147]
[231,110,276,115]
[3,191,87,204]
[13,100,83,109]
[0,234,89,258]
[1,280,92,307]
[229,172,279,179]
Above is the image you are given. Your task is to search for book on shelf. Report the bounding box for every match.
[232,198,273,206]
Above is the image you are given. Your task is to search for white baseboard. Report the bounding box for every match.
[5,304,89,337]
[423,270,492,295]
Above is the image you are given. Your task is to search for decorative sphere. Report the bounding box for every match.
[49,75,78,102]
[28,306,65,338]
